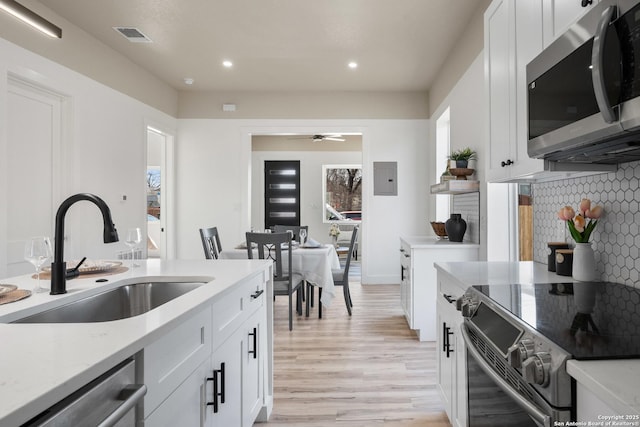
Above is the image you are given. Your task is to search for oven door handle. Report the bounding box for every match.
[460,325,551,427]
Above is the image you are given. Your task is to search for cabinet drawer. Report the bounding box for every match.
[212,273,266,348]
[143,306,212,418]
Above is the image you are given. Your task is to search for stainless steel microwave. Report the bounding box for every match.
[527,0,640,164]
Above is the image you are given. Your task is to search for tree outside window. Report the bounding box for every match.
[323,164,362,222]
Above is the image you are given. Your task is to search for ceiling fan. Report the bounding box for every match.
[290,134,345,142]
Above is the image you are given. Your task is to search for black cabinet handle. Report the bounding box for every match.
[443,294,456,304]
[581,0,593,7]
[443,322,454,358]
[207,363,226,413]
[401,265,405,281]
[501,159,514,167]
[249,327,258,359]
[251,289,264,299]
[446,327,454,358]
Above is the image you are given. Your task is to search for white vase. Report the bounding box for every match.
[572,242,597,281]
[332,235,338,247]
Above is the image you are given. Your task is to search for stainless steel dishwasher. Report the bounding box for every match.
[21,359,146,427]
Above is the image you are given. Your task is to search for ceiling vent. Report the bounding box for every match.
[113,27,152,43]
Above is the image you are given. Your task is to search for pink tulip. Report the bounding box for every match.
[558,206,575,221]
[586,205,603,219]
[574,215,586,233]
[579,199,591,216]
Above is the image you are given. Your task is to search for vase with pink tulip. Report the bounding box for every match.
[557,199,603,281]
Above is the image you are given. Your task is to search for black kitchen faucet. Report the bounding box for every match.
[50,193,119,295]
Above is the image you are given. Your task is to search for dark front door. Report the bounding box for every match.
[264,160,300,229]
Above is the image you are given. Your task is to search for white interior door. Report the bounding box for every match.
[5,77,64,277]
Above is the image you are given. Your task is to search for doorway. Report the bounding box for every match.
[251,134,362,243]
[146,126,171,259]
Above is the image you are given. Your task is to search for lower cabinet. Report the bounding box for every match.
[142,270,270,427]
[399,237,478,341]
[210,329,243,427]
[144,358,212,427]
[436,271,468,427]
[242,310,265,427]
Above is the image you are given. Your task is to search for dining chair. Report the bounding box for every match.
[246,231,304,331]
[199,227,222,259]
[272,225,309,244]
[308,225,358,318]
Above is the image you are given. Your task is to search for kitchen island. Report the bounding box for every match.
[0,259,273,426]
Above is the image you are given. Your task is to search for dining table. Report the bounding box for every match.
[220,242,340,307]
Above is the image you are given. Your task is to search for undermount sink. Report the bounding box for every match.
[14,281,206,323]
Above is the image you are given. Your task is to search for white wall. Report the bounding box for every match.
[0,37,176,277]
[251,150,362,244]
[429,53,488,260]
[176,119,430,284]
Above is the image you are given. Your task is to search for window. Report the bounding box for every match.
[323,164,362,223]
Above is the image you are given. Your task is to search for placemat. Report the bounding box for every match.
[0,289,31,305]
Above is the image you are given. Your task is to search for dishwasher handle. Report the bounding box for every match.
[97,384,147,427]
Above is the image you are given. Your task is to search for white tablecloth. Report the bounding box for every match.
[220,244,340,307]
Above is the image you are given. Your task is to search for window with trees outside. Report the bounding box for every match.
[323,164,362,223]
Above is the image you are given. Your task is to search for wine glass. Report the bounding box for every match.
[24,236,53,293]
[299,228,307,245]
[125,227,142,268]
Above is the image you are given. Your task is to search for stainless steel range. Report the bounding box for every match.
[459,281,640,427]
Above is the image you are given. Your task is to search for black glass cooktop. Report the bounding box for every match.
[472,281,640,360]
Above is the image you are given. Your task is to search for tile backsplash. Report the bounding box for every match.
[533,160,640,288]
[453,192,480,244]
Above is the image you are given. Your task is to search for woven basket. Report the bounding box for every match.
[430,221,448,238]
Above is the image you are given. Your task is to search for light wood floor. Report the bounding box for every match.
[267,273,451,426]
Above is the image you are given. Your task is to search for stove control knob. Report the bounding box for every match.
[461,300,478,318]
[522,352,551,387]
[507,339,535,369]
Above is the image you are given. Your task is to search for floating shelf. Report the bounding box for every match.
[430,180,479,194]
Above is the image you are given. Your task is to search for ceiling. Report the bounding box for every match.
[40,0,484,93]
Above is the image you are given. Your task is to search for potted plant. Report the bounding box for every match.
[448,147,477,169]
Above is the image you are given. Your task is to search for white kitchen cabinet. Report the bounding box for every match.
[242,309,266,427]
[210,329,243,427]
[142,306,213,419]
[144,358,213,427]
[485,0,612,183]
[576,381,617,423]
[436,270,470,427]
[542,0,599,47]
[143,270,269,427]
[399,237,478,341]
[485,0,545,183]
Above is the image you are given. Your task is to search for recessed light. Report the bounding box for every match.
[223,60,233,68]
[184,77,194,85]
[348,61,358,69]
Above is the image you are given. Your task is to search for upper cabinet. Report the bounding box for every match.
[485,0,607,182]
[485,0,545,182]
[542,0,600,47]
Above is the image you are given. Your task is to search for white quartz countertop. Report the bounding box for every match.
[400,235,480,248]
[434,260,569,286]
[435,260,639,418]
[0,259,271,426]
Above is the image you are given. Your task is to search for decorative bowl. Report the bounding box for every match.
[430,221,448,238]
[449,168,475,180]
